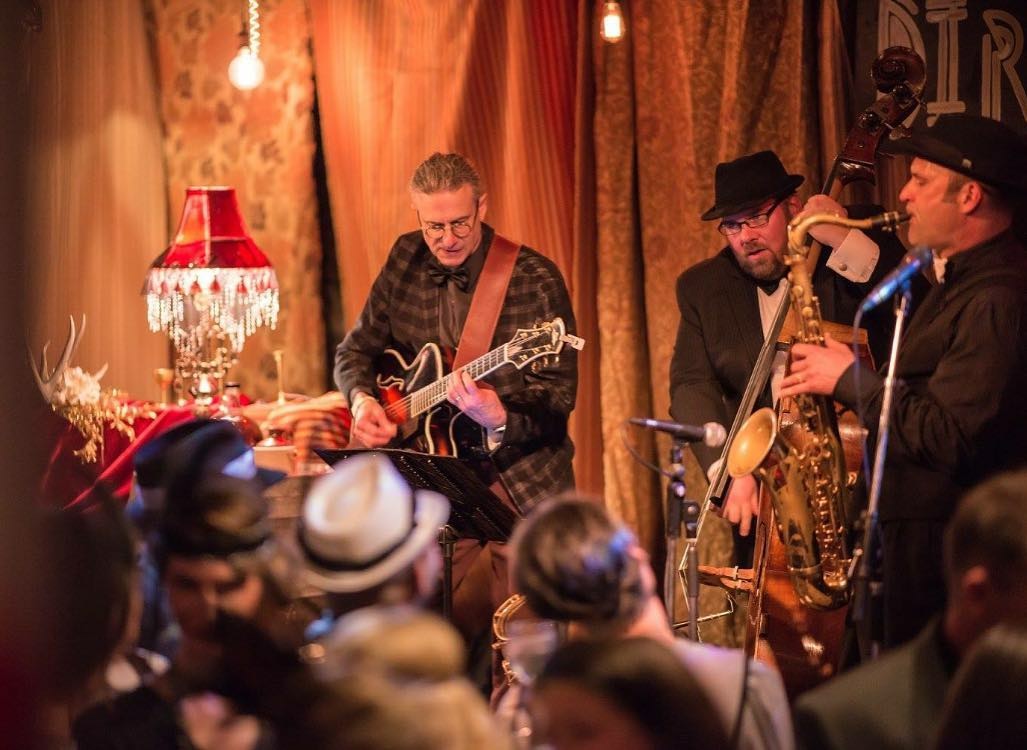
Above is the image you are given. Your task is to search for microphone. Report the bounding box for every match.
[630,418,726,447]
[858,245,932,314]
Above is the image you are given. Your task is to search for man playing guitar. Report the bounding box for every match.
[334,152,579,656]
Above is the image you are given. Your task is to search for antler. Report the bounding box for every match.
[29,315,86,403]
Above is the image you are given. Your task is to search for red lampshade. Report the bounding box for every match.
[156,186,274,271]
[145,187,279,368]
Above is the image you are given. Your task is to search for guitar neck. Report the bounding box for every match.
[387,344,510,420]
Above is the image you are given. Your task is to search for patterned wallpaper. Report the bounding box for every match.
[149,0,324,399]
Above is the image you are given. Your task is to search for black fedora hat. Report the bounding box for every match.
[887,114,1027,193]
[134,417,215,490]
[163,421,286,505]
[701,150,805,221]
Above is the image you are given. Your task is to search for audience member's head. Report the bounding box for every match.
[313,604,465,683]
[131,419,287,654]
[40,498,138,703]
[511,495,650,636]
[162,420,284,505]
[295,453,449,615]
[943,469,1027,653]
[934,621,1027,750]
[129,418,214,529]
[534,637,730,750]
[153,475,273,665]
[310,605,509,749]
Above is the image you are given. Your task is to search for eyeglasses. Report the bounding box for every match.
[717,196,786,236]
[419,205,479,240]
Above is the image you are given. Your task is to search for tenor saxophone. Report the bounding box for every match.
[727,210,907,610]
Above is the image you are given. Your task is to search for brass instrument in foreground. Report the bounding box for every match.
[727,210,908,610]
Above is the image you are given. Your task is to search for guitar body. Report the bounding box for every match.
[374,342,481,458]
[357,319,582,459]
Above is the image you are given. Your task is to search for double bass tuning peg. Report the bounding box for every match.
[888,125,913,141]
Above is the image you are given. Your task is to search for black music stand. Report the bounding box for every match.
[314,448,518,620]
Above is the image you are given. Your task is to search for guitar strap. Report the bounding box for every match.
[451,233,521,514]
[452,233,520,370]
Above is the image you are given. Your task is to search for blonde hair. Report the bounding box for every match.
[313,606,510,749]
[316,605,465,683]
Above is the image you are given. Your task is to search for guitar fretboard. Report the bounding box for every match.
[383,344,510,421]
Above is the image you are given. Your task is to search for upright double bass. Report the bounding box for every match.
[689,46,925,696]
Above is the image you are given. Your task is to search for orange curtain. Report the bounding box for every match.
[25,0,168,400]
[309,0,602,494]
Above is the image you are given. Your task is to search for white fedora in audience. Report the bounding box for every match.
[297,452,449,593]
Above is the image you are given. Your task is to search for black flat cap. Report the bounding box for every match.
[888,114,1027,193]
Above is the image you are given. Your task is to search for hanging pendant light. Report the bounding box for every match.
[600,1,626,44]
[229,0,265,90]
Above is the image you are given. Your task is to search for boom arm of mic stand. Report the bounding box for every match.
[663,439,686,627]
[853,283,913,662]
[663,436,703,641]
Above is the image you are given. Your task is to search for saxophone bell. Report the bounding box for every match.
[726,407,788,480]
[727,407,851,610]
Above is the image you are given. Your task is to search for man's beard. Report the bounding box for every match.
[736,242,787,281]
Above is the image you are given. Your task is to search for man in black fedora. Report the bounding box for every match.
[670,150,907,562]
[781,114,1027,647]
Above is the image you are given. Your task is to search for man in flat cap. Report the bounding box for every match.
[670,150,907,562]
[781,114,1027,647]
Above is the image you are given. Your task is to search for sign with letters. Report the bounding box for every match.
[856,1,1027,134]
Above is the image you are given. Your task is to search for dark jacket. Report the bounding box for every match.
[793,618,957,750]
[835,229,1027,521]
[670,208,909,471]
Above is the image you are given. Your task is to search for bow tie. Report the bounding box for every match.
[427,261,470,291]
[755,277,783,295]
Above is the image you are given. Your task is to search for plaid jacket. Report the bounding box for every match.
[334,224,578,513]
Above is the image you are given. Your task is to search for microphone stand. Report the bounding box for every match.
[852,282,913,663]
[662,437,701,641]
[683,489,701,642]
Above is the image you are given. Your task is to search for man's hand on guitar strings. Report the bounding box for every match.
[350,395,397,447]
[447,369,507,434]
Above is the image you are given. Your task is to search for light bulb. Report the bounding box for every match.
[600,1,625,43]
[228,46,265,90]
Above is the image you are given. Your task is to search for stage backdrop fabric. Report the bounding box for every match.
[308,0,603,497]
[25,0,168,400]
